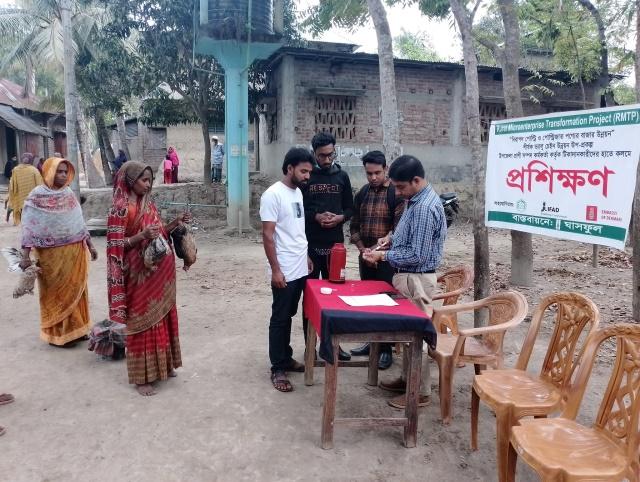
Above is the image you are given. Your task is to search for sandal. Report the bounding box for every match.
[388,394,430,409]
[271,370,293,392]
[287,359,305,373]
[0,394,14,406]
[49,341,78,349]
[379,377,406,393]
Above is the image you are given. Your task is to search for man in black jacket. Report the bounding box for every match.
[303,131,354,361]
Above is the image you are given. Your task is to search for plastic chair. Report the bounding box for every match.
[508,323,640,482]
[471,293,600,482]
[394,265,474,356]
[433,265,474,335]
[428,290,529,424]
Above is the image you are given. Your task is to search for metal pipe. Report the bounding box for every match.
[247,0,253,63]
[199,0,208,25]
[159,201,228,208]
[192,67,225,76]
[238,209,243,236]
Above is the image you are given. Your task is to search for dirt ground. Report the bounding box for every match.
[0,216,628,482]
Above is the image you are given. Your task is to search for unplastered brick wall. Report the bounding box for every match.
[293,59,469,147]
[291,57,599,149]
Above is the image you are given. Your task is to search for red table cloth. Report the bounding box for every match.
[303,279,436,363]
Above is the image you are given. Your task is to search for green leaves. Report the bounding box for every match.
[301,0,370,34]
[393,28,442,60]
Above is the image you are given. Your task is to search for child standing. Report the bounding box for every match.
[163,155,173,184]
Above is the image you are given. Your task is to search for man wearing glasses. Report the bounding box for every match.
[303,131,354,361]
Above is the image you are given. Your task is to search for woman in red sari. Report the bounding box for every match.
[107,161,190,396]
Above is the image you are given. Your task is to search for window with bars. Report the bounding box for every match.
[125,121,139,138]
[479,103,507,143]
[314,96,357,141]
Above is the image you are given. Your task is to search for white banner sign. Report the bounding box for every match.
[485,104,640,250]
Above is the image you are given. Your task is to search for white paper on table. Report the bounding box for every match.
[338,294,398,307]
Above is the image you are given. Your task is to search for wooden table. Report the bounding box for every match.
[303,279,436,449]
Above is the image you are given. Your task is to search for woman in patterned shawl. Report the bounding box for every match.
[19,157,98,346]
[107,161,190,396]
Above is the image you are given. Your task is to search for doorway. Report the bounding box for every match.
[2,126,17,185]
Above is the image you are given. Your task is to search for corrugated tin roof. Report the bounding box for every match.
[0,105,50,137]
[0,78,47,111]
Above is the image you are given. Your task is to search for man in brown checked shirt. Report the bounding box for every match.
[349,150,405,369]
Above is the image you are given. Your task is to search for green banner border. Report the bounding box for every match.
[487,211,626,241]
[493,108,640,135]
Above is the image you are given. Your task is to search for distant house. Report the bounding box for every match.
[0,79,66,183]
[108,118,256,180]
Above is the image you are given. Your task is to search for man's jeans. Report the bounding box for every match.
[270,276,306,372]
[212,165,222,182]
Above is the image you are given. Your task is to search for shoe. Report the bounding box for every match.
[379,377,406,393]
[388,394,430,409]
[350,343,370,357]
[378,351,393,370]
[338,346,351,361]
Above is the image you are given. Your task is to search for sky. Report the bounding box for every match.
[296,0,463,61]
[0,0,462,59]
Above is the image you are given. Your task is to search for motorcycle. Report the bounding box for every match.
[440,192,459,227]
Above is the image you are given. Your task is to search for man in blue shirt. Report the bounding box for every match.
[364,154,447,409]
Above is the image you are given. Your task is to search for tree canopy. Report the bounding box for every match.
[393,28,442,61]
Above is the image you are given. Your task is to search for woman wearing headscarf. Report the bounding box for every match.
[8,152,43,225]
[106,161,190,396]
[19,157,98,347]
[167,146,180,183]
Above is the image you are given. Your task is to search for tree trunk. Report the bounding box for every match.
[449,0,490,326]
[495,0,533,286]
[116,115,131,160]
[633,0,640,322]
[24,56,35,99]
[76,104,105,188]
[201,113,212,185]
[576,0,613,107]
[95,109,114,185]
[366,0,402,160]
[60,0,80,199]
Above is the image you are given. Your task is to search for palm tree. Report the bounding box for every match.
[0,0,105,191]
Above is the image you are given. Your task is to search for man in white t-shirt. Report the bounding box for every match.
[260,147,315,392]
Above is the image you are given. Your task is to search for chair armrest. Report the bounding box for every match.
[433,286,468,302]
[457,318,522,337]
[431,299,488,333]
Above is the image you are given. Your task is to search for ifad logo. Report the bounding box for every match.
[586,205,598,222]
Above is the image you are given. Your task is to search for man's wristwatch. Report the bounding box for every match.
[381,251,387,262]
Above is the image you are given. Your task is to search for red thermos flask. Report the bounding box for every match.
[328,243,347,283]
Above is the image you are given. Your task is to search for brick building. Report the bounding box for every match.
[258,42,600,198]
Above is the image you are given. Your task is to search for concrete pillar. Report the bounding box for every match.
[280,56,296,146]
[225,67,250,230]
